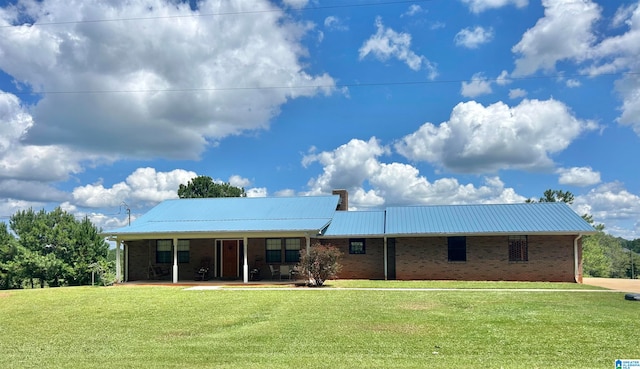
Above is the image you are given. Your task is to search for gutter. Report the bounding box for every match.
[574,234,583,283]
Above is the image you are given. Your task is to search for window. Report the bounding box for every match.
[285,238,301,263]
[266,239,282,263]
[349,239,366,254]
[177,240,190,263]
[448,236,466,262]
[156,240,172,264]
[509,236,528,262]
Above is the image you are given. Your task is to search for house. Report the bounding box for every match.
[103,190,596,284]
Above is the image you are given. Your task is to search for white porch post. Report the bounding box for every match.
[243,237,249,283]
[172,238,179,284]
[383,237,388,281]
[115,239,122,283]
[306,235,311,254]
[124,242,129,282]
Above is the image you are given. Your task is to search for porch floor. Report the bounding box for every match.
[118,279,301,287]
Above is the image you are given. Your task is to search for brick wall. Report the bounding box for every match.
[395,235,579,282]
[322,238,385,280]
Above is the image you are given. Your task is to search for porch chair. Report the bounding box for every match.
[269,265,280,280]
[148,265,170,280]
[280,265,291,280]
[194,257,212,281]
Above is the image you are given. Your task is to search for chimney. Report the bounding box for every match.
[332,189,348,211]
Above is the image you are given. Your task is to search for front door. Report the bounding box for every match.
[222,240,238,278]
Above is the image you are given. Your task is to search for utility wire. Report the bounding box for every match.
[8,71,639,96]
[0,0,436,28]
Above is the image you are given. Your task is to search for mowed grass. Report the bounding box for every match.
[0,284,638,369]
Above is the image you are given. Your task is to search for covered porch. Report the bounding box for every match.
[111,234,313,284]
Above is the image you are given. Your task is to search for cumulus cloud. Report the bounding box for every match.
[303,138,525,208]
[71,168,198,208]
[461,73,493,97]
[512,0,600,77]
[556,166,601,187]
[395,99,598,173]
[574,182,640,239]
[461,0,528,13]
[454,26,494,49]
[359,17,437,79]
[0,0,335,162]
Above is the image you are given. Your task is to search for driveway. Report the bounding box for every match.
[583,278,640,293]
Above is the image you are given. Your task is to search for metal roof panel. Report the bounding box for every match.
[323,211,386,236]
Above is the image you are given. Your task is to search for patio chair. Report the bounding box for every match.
[148,265,170,280]
[280,265,291,280]
[269,265,280,280]
[194,257,211,281]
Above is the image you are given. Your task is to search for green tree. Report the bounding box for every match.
[0,223,24,289]
[8,208,109,288]
[526,189,575,204]
[178,176,246,198]
[582,228,630,278]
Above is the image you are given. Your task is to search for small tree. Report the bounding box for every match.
[296,243,342,287]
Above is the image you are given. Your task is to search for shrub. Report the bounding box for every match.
[295,243,342,287]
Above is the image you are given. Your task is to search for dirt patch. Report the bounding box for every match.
[583,278,640,293]
[0,292,10,298]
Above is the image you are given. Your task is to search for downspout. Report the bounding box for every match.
[574,234,583,283]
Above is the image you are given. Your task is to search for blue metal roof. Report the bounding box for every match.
[323,211,386,236]
[385,202,595,235]
[105,196,595,238]
[107,195,339,235]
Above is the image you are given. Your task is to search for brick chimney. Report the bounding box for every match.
[332,189,348,211]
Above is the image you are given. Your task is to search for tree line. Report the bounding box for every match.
[528,189,638,279]
[0,208,111,289]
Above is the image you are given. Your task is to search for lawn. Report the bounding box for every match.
[0,284,638,369]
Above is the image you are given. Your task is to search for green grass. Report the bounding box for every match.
[0,285,637,368]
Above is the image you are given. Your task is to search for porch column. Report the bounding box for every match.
[124,242,129,282]
[243,237,249,283]
[305,235,310,254]
[383,237,388,281]
[172,238,179,284]
[115,239,122,283]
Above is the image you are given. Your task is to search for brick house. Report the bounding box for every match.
[104,190,595,284]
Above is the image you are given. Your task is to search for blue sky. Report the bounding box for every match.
[0,0,639,239]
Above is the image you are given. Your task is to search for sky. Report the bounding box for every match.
[0,0,639,239]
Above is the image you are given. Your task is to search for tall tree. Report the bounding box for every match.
[178,176,246,198]
[526,189,575,204]
[7,208,109,288]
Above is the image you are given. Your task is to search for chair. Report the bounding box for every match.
[269,265,280,280]
[194,257,211,281]
[280,265,291,280]
[149,265,170,280]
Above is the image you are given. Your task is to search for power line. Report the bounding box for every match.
[0,0,436,28]
[8,71,639,96]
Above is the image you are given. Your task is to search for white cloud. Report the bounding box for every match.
[402,5,425,17]
[512,0,601,77]
[303,138,525,208]
[557,167,601,187]
[395,99,598,173]
[461,0,528,13]
[566,79,581,88]
[496,70,511,86]
[574,182,640,239]
[454,26,494,49]
[461,73,493,97]
[72,168,197,208]
[508,88,527,99]
[359,17,437,79]
[324,16,348,31]
[0,0,335,162]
